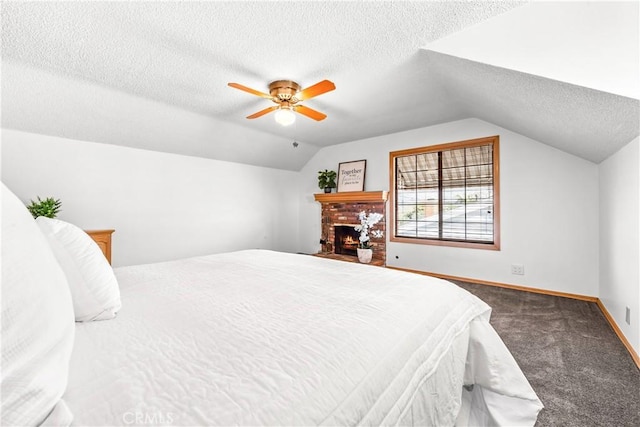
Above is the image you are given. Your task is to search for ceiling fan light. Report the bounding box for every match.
[274,107,296,126]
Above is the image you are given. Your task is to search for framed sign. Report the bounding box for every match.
[337,160,366,192]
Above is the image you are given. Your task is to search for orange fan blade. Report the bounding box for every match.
[295,105,327,121]
[228,82,272,99]
[296,80,335,101]
[246,106,278,119]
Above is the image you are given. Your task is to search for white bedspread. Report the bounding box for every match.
[64,250,542,426]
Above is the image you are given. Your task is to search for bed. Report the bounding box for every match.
[1,182,542,426]
[63,250,542,426]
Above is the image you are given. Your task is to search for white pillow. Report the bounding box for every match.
[36,217,121,322]
[1,182,75,426]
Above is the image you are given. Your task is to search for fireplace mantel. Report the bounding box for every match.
[314,191,388,203]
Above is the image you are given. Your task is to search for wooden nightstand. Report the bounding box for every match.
[85,229,115,265]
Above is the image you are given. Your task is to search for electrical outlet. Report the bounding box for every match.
[511,264,525,275]
[626,307,631,325]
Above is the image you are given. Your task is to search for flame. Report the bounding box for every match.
[343,236,358,245]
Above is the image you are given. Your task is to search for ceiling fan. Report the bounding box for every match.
[228,79,336,126]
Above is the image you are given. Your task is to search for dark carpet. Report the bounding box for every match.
[453,281,640,427]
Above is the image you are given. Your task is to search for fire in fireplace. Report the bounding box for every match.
[334,225,360,256]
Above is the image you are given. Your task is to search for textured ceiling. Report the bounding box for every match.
[425,50,640,163]
[1,1,638,170]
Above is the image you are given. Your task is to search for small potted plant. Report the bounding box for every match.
[354,211,384,263]
[317,169,337,193]
[26,196,62,219]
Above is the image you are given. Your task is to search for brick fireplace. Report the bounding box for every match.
[314,191,388,265]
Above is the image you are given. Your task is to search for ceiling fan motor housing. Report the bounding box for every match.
[269,80,301,102]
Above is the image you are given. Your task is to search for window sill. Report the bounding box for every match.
[390,235,500,251]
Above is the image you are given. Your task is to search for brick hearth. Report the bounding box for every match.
[314,191,388,265]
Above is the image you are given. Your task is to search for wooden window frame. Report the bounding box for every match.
[389,136,500,250]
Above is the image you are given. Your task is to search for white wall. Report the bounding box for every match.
[599,137,639,354]
[298,119,600,296]
[1,129,300,267]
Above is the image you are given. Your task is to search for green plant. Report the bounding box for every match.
[27,196,62,219]
[317,169,337,190]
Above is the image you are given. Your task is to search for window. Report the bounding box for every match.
[389,136,500,250]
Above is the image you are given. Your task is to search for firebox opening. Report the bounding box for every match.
[335,225,360,256]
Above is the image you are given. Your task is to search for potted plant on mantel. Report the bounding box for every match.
[354,211,384,263]
[317,169,337,193]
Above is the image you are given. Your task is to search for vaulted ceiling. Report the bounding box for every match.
[2,1,638,171]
